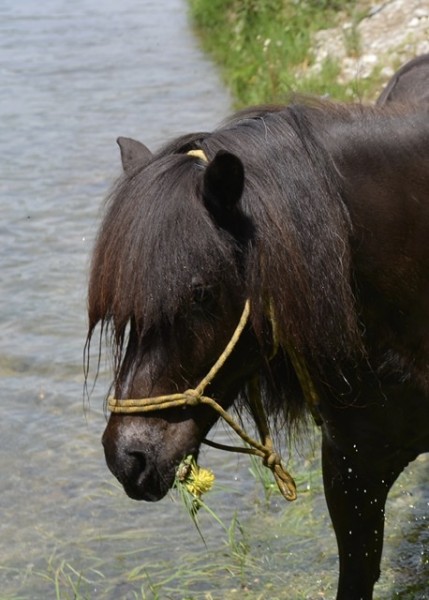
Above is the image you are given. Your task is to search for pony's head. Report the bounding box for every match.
[87,137,263,500]
[87,105,362,501]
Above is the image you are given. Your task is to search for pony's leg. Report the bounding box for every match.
[321,433,401,600]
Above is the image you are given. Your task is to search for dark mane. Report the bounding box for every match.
[221,102,360,354]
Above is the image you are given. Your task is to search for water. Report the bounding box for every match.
[0,0,240,597]
[1,2,428,598]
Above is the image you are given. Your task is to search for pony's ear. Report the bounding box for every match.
[202,150,245,226]
[117,137,152,175]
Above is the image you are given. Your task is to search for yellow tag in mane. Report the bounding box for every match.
[187,149,208,162]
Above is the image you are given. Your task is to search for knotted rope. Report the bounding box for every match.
[108,299,297,501]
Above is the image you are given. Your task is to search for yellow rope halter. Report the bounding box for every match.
[108,299,297,502]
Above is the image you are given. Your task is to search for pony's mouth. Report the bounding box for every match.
[123,479,169,502]
[119,462,176,502]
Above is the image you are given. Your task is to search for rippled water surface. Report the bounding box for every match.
[1,1,428,598]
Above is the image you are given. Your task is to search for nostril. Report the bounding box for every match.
[103,439,148,484]
[128,449,147,483]
[122,448,167,501]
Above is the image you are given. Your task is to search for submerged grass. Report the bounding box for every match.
[187,0,383,106]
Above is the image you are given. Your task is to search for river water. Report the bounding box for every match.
[1,1,428,599]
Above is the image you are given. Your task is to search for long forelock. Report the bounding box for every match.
[87,154,238,352]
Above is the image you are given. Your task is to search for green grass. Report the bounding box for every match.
[187,0,385,106]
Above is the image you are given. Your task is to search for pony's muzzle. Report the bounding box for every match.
[101,417,173,501]
[101,411,205,502]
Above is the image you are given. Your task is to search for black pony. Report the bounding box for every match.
[87,60,429,599]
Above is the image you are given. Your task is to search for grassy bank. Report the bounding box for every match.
[187,0,379,106]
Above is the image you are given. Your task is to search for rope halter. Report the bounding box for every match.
[108,299,297,502]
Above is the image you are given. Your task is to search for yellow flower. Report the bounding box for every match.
[185,463,215,498]
[176,455,215,499]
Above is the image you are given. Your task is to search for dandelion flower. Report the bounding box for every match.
[176,455,215,499]
[185,462,215,497]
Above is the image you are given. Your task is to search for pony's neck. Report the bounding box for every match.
[333,111,429,279]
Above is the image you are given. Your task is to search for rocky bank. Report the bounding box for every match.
[310,0,429,93]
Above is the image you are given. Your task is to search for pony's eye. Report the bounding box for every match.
[192,285,214,305]
[192,285,205,304]
[191,278,217,310]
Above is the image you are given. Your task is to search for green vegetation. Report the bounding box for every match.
[187,0,381,106]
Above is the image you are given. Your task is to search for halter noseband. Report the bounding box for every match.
[107,299,297,502]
